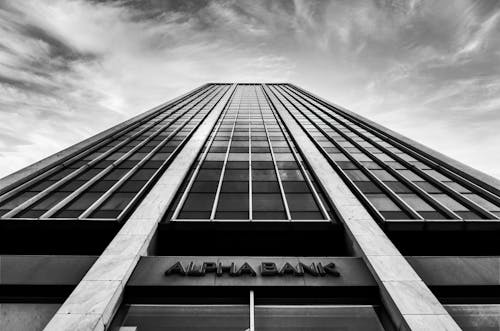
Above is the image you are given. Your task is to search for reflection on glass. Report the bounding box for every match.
[121,305,250,331]
[445,304,500,331]
[255,305,385,331]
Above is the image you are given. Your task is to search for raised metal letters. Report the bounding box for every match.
[165,261,340,277]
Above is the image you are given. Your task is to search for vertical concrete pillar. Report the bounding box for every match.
[43,84,236,331]
[264,85,461,331]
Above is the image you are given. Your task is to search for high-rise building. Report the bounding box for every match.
[1,83,499,331]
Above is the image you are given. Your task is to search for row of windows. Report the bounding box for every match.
[0,84,231,221]
[165,85,333,222]
[268,84,500,222]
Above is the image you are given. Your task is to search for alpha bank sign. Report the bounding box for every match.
[165,261,340,277]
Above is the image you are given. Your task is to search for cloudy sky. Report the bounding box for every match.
[0,0,499,178]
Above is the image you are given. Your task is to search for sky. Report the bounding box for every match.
[0,0,499,179]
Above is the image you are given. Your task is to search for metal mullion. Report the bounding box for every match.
[267,85,423,221]
[263,85,387,223]
[248,87,253,221]
[249,290,255,331]
[209,92,240,221]
[38,86,222,219]
[0,85,212,203]
[287,84,500,210]
[280,85,461,220]
[81,86,230,220]
[107,86,222,167]
[170,87,238,221]
[263,86,330,221]
[284,86,498,220]
[0,86,218,218]
[272,85,423,220]
[256,86,291,221]
[49,86,226,220]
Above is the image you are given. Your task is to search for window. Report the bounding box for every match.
[115,304,386,331]
[256,305,386,331]
[252,169,277,181]
[286,193,318,211]
[118,305,249,331]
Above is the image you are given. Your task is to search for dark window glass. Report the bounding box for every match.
[380,211,412,219]
[88,180,116,192]
[118,181,148,193]
[444,181,471,193]
[419,211,447,219]
[57,180,86,192]
[276,161,299,169]
[252,161,274,169]
[196,169,222,181]
[191,181,219,193]
[217,193,249,212]
[221,182,248,192]
[286,193,318,211]
[278,169,304,181]
[29,181,56,192]
[414,181,442,193]
[48,168,74,180]
[384,181,412,193]
[201,161,224,169]
[371,170,396,181]
[182,193,215,211]
[365,194,401,211]
[455,211,482,219]
[291,211,323,219]
[226,161,248,169]
[252,182,280,193]
[255,305,385,331]
[252,169,277,181]
[337,161,358,169]
[224,169,249,181]
[53,210,82,218]
[61,192,101,210]
[354,181,382,194]
[253,194,284,211]
[344,170,370,181]
[253,211,287,219]
[178,211,211,219]
[215,211,248,219]
[100,192,136,210]
[129,169,156,181]
[103,168,128,180]
[399,194,435,211]
[282,182,311,193]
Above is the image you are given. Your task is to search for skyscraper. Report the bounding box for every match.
[1,83,499,330]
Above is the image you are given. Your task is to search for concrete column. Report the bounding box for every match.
[43,84,236,331]
[264,85,461,331]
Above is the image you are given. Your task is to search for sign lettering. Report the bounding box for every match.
[165,261,340,277]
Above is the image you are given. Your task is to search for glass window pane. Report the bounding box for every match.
[120,305,249,331]
[365,193,401,211]
[255,305,385,331]
[182,193,215,211]
[445,304,500,331]
[286,193,319,211]
[253,193,284,211]
[252,169,277,181]
[217,193,248,211]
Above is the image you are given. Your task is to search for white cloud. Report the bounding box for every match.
[0,0,499,179]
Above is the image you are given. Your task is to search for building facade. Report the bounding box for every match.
[1,83,500,330]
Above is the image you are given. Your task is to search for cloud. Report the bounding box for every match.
[0,0,499,179]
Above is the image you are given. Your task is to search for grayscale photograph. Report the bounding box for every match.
[0,1,499,330]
